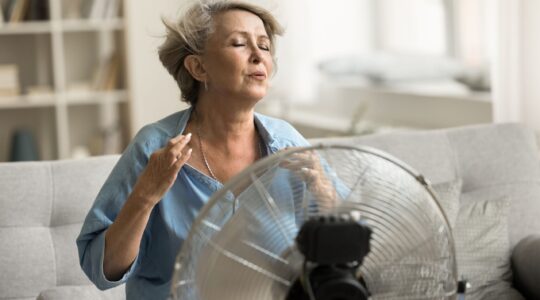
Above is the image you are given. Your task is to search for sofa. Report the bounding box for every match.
[0,122,539,300]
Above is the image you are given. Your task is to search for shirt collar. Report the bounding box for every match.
[174,107,280,153]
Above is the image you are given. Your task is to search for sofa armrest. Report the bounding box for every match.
[37,285,125,300]
[511,235,540,299]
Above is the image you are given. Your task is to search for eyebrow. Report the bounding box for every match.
[227,30,270,40]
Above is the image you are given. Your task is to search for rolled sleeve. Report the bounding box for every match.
[86,230,141,290]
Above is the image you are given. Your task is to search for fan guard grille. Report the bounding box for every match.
[170,145,458,300]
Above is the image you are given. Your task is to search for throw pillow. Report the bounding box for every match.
[431,179,463,228]
[37,284,124,300]
[453,197,522,300]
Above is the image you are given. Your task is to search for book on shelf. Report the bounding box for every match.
[1,0,49,23]
[0,2,4,25]
[2,0,15,22]
[93,53,121,91]
[8,0,30,23]
[104,0,121,19]
[86,0,121,20]
[26,0,49,21]
[63,0,83,19]
[0,64,20,98]
[27,85,53,98]
[6,0,28,23]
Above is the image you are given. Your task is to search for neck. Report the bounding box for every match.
[192,95,257,142]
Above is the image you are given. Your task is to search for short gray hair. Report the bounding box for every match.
[158,0,284,106]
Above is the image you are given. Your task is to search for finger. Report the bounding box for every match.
[168,132,192,148]
[166,133,192,164]
[170,131,189,143]
[280,159,311,169]
[170,133,192,152]
[300,167,322,184]
[172,148,192,171]
[290,152,317,163]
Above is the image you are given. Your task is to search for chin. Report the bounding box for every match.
[244,89,268,102]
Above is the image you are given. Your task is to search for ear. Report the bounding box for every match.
[184,55,207,82]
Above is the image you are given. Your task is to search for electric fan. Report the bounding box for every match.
[169,144,466,299]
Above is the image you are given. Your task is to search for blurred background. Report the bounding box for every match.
[0,0,539,162]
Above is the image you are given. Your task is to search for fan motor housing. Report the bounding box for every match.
[296,216,372,265]
[287,215,372,300]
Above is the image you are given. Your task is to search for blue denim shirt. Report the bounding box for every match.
[76,107,310,300]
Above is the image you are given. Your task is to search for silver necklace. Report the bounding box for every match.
[196,122,263,182]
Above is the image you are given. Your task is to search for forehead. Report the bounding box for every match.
[212,9,268,37]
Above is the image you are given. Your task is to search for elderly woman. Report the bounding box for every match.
[76,1,324,299]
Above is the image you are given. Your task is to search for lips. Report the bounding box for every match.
[248,71,266,80]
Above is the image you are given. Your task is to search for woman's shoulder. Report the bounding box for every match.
[255,112,310,147]
[131,110,189,153]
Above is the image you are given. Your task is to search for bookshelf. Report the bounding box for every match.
[0,0,129,161]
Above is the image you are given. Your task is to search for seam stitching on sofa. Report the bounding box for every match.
[0,223,83,229]
[462,180,540,193]
[444,132,461,181]
[48,163,59,287]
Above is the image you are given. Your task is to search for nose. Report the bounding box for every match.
[250,54,261,64]
[249,45,262,64]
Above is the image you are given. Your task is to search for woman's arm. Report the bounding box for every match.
[103,133,192,280]
[279,149,339,211]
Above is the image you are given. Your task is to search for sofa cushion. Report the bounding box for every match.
[0,163,52,227]
[52,224,93,286]
[0,227,56,299]
[51,157,117,227]
[311,130,458,184]
[0,156,121,300]
[446,123,540,192]
[37,285,125,300]
[454,197,520,299]
[432,179,462,228]
[312,123,540,250]
[460,183,540,247]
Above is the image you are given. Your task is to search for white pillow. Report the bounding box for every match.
[453,197,523,300]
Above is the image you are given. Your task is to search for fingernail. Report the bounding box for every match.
[186,133,192,139]
[188,148,193,154]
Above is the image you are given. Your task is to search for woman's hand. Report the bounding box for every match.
[279,148,338,211]
[132,133,192,207]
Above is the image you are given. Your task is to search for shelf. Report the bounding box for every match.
[66,90,128,105]
[61,19,124,32]
[0,0,130,160]
[0,21,53,35]
[0,94,56,109]
[0,90,128,109]
[0,19,124,35]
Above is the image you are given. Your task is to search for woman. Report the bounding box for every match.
[77,1,324,299]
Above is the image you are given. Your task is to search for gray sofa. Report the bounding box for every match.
[1,123,539,299]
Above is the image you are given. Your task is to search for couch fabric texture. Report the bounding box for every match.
[0,123,539,300]
[0,156,125,300]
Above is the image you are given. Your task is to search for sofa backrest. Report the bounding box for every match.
[0,155,122,300]
[1,123,538,299]
[310,123,540,247]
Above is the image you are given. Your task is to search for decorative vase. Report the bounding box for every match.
[9,129,40,162]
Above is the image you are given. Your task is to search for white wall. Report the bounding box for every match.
[492,0,540,132]
[271,0,372,103]
[521,0,540,131]
[124,0,188,135]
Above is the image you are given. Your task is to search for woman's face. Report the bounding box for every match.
[202,10,273,102]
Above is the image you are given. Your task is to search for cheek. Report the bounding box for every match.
[264,55,274,75]
[208,52,242,75]
[267,59,274,75]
